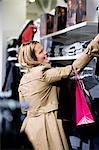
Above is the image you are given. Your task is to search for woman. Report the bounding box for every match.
[18,34,99,150]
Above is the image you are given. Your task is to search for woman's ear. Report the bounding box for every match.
[31,48,37,61]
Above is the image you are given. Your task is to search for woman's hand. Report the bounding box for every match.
[72,34,99,74]
[93,34,99,43]
[87,34,99,57]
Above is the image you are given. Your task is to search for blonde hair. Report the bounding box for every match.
[18,41,42,68]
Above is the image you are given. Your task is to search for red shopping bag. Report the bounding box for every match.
[76,78,95,126]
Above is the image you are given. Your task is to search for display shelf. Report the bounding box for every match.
[41,21,98,45]
[48,54,81,61]
[41,21,87,40]
[41,21,98,61]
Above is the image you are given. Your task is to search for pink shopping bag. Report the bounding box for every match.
[76,79,95,126]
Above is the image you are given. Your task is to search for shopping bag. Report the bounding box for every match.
[72,65,95,126]
[75,79,95,126]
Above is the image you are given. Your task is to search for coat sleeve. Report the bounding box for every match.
[42,65,72,83]
[18,87,27,114]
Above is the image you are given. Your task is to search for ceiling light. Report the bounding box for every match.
[29,0,35,3]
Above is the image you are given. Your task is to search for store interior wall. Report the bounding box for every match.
[0,0,26,91]
[3,0,26,48]
[0,1,3,91]
[0,0,99,91]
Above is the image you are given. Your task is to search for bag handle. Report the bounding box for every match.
[72,65,90,97]
[72,65,80,80]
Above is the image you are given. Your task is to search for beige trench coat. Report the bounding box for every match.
[18,64,72,150]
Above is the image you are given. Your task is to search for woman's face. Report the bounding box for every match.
[34,43,48,63]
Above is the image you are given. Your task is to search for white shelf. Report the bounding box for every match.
[40,21,98,41]
[41,21,98,61]
[48,54,81,61]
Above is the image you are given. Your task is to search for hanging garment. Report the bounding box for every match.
[2,62,22,100]
[95,58,99,76]
[18,20,37,46]
[57,78,76,122]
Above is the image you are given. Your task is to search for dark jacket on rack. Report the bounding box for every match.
[2,61,22,100]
